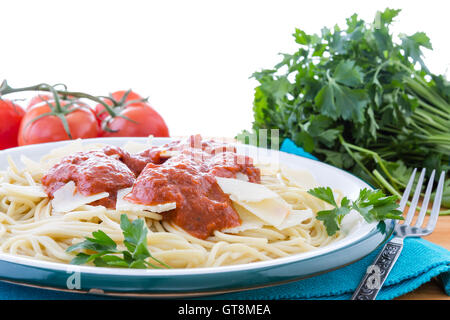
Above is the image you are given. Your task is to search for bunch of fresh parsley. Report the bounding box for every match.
[239,8,450,211]
[307,187,403,236]
[66,214,170,269]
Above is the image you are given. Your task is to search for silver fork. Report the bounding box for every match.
[351,168,446,300]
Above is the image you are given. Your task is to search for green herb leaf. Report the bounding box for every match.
[316,209,341,236]
[333,60,364,87]
[315,81,369,123]
[307,187,337,206]
[66,230,117,253]
[400,32,432,71]
[66,214,170,269]
[308,187,403,236]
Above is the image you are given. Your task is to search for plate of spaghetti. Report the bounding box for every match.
[0,135,393,297]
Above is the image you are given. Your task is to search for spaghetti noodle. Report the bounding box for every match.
[0,138,345,268]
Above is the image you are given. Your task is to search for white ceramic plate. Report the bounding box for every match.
[0,138,393,297]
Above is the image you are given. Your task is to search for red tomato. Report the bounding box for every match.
[27,94,51,110]
[95,90,169,137]
[0,99,25,150]
[27,94,85,110]
[18,99,99,146]
[95,90,143,124]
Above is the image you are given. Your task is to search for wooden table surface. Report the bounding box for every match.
[395,215,450,300]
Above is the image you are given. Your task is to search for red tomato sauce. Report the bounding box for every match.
[41,135,261,239]
[125,136,261,239]
[41,149,136,208]
[102,145,160,176]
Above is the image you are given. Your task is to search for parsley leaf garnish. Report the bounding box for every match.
[66,214,170,269]
[308,187,403,236]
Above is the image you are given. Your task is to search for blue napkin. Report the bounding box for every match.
[280,138,319,161]
[215,237,450,300]
[0,138,448,300]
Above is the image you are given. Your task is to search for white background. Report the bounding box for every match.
[1,0,449,137]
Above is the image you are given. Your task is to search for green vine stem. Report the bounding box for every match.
[0,80,141,132]
[0,80,117,118]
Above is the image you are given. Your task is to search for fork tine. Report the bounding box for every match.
[399,168,417,212]
[426,171,446,232]
[404,168,426,225]
[415,170,435,227]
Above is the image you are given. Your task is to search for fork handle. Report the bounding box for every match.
[351,237,404,300]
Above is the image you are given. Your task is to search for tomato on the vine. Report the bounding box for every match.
[95,90,143,124]
[18,99,99,146]
[95,90,169,137]
[0,99,25,150]
[27,94,51,110]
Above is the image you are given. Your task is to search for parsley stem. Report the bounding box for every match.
[372,170,401,198]
[147,256,171,269]
[339,136,403,188]
[373,169,450,216]
[338,135,376,182]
